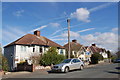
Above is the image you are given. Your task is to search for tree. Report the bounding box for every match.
[29,53,42,65]
[90,53,103,64]
[107,50,112,58]
[40,47,65,66]
[0,46,9,71]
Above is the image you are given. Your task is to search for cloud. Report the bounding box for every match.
[30,25,48,32]
[111,27,118,32]
[2,26,26,45]
[77,28,95,33]
[50,31,81,46]
[89,3,112,12]
[81,31,118,52]
[49,22,60,27]
[51,27,118,52]
[51,28,95,38]
[13,10,24,17]
[50,3,113,36]
[70,8,90,22]
[51,38,67,41]
[51,31,80,39]
[50,27,67,36]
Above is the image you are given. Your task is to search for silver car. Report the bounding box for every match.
[51,58,84,73]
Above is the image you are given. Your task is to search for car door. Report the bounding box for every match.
[75,59,82,69]
[70,59,78,70]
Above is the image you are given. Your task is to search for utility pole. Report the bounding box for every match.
[67,18,70,59]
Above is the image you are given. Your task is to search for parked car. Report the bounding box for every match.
[51,58,84,73]
[113,58,120,63]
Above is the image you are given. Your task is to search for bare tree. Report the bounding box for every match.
[29,53,42,65]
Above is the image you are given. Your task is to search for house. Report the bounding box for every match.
[64,39,83,57]
[4,30,65,71]
[89,44,108,58]
[83,46,93,61]
[64,40,92,61]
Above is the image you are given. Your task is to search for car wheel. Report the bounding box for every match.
[64,67,69,73]
[80,65,83,70]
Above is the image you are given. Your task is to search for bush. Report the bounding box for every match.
[91,53,99,64]
[111,55,117,62]
[99,54,104,61]
[90,53,103,64]
[40,47,65,66]
[2,56,9,71]
[0,47,9,71]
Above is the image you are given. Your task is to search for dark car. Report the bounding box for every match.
[113,58,120,63]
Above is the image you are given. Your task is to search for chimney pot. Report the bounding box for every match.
[72,39,77,43]
[92,44,96,46]
[34,30,40,36]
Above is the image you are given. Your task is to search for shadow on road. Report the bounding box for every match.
[47,70,65,74]
[115,67,120,70]
[105,67,120,74]
[47,69,82,74]
[106,71,120,74]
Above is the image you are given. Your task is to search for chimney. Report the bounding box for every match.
[92,43,96,46]
[72,39,77,43]
[34,30,40,36]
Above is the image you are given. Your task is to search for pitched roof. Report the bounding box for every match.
[89,46,106,53]
[4,34,64,48]
[64,42,83,51]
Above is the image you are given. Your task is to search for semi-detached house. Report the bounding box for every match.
[4,30,65,71]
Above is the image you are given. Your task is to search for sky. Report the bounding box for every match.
[1,2,119,53]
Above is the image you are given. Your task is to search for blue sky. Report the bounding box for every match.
[2,2,118,52]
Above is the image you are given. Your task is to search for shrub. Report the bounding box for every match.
[90,53,103,64]
[0,47,9,71]
[91,53,99,64]
[40,47,65,66]
[98,54,104,61]
[2,56,9,71]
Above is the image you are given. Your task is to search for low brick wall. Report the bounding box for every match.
[17,64,34,72]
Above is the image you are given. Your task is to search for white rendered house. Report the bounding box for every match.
[4,30,65,71]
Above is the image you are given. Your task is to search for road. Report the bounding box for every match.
[2,63,120,79]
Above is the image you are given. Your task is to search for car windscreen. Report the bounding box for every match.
[62,59,72,63]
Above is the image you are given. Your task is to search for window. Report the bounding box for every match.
[72,59,80,63]
[86,52,90,55]
[39,47,43,53]
[76,59,80,62]
[60,49,63,54]
[21,46,26,52]
[72,59,76,63]
[81,52,84,54]
[62,59,71,63]
[33,47,35,52]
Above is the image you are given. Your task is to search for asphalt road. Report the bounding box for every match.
[2,63,120,78]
